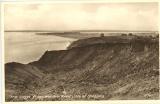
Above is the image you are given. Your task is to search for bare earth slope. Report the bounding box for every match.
[5,36,159,101]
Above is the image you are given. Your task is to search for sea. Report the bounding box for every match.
[4,32,76,64]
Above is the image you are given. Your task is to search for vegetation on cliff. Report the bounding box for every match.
[5,35,159,101]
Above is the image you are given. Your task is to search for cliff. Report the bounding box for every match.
[5,36,159,101]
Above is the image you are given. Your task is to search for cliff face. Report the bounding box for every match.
[5,36,159,101]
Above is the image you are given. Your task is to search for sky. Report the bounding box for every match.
[4,3,159,31]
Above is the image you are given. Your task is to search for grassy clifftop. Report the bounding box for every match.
[5,35,159,101]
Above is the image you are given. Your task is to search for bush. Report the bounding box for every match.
[128,33,133,36]
[100,33,104,37]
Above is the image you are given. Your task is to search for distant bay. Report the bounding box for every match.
[5,32,76,64]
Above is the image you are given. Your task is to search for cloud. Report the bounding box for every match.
[4,3,158,31]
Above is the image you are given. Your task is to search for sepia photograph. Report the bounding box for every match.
[3,1,159,102]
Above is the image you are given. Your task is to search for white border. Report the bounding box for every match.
[1,0,160,104]
[1,2,4,104]
[1,0,160,4]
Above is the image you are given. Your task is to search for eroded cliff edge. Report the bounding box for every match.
[5,35,159,101]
